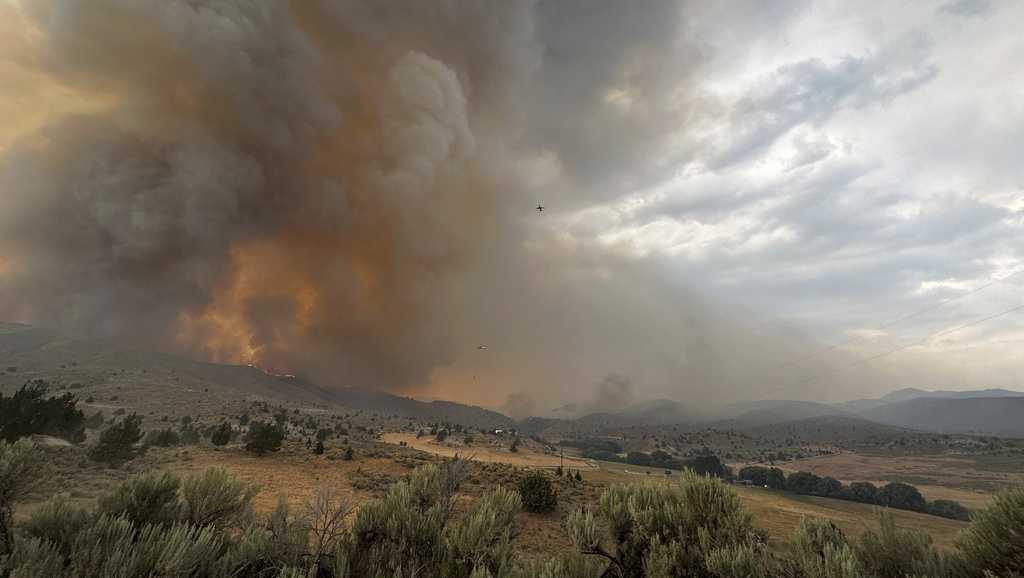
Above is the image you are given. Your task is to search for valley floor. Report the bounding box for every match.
[780,452,1024,510]
[381,432,594,470]
[16,433,981,563]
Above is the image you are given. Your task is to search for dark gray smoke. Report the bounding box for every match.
[0,0,865,410]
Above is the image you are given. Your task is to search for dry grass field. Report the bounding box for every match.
[733,486,967,549]
[14,437,428,512]
[573,458,969,550]
[382,432,594,469]
[13,430,979,565]
[778,452,1023,510]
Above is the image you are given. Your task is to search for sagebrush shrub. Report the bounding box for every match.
[3,441,1023,578]
[22,495,93,557]
[568,471,763,577]
[180,468,258,528]
[3,536,64,578]
[853,512,948,578]
[0,439,43,556]
[786,518,862,578]
[97,471,181,527]
[142,428,180,448]
[957,486,1024,576]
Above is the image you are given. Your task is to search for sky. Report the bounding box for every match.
[547,0,1024,401]
[0,1,1021,413]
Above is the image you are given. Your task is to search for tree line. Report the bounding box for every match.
[737,465,970,521]
[573,445,731,478]
[557,435,969,523]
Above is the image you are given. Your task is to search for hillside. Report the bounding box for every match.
[742,415,914,445]
[716,399,849,427]
[839,387,1024,412]
[861,397,1024,436]
[0,322,512,429]
[7,321,1023,437]
[323,388,513,429]
[881,387,1024,402]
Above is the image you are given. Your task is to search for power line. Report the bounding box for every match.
[855,303,1024,365]
[794,301,1024,388]
[776,268,1023,371]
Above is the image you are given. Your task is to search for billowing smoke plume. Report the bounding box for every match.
[0,0,845,410]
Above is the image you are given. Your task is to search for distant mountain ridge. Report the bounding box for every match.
[838,387,1024,412]
[716,399,848,427]
[742,415,913,443]
[575,399,704,427]
[880,387,1024,402]
[860,397,1024,437]
[4,321,1022,436]
[561,387,1024,437]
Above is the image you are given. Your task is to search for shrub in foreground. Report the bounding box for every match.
[3,443,1024,578]
[958,486,1024,576]
[179,468,258,528]
[0,439,44,556]
[97,471,181,527]
[567,471,765,576]
[854,512,950,577]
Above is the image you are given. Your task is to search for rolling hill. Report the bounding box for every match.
[881,387,1024,402]
[6,321,1023,436]
[860,397,1024,437]
[0,322,513,429]
[838,387,1024,412]
[741,415,914,445]
[715,399,850,427]
[575,399,704,427]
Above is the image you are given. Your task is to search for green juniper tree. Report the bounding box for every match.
[89,414,144,465]
[244,420,285,456]
[518,471,557,514]
[210,421,233,446]
[0,380,85,443]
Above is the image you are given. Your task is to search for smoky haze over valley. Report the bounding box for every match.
[1,0,1022,414]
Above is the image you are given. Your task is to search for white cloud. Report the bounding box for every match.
[560,0,1024,395]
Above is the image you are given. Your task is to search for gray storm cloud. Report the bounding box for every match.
[0,0,851,410]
